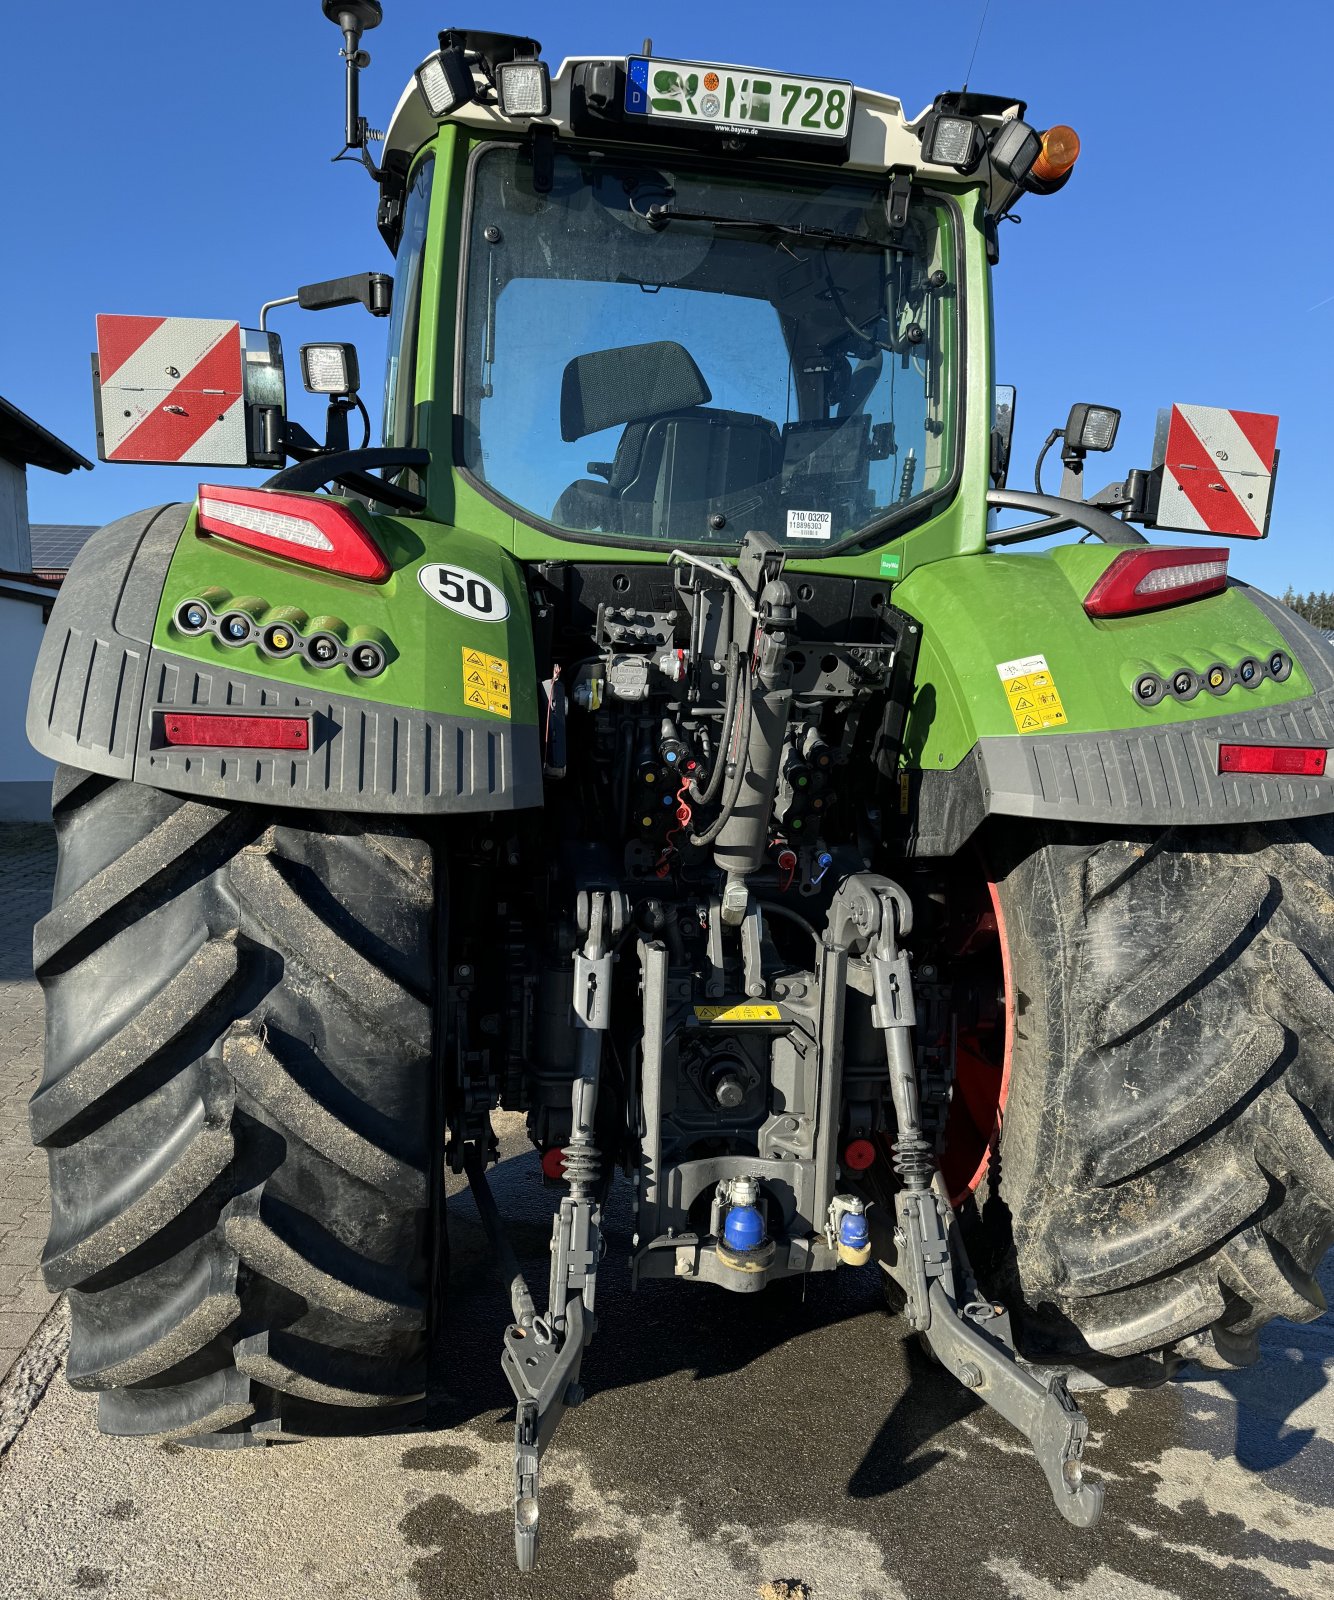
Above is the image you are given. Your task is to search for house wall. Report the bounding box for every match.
[0,457,33,574]
[0,594,51,820]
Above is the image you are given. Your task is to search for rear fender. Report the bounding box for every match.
[893,547,1334,854]
[27,501,542,813]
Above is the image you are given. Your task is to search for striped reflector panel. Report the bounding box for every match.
[1154,403,1279,539]
[95,314,247,465]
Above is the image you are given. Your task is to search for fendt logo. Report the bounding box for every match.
[95,314,245,464]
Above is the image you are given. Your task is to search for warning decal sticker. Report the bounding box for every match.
[996,653,1067,733]
[462,647,511,719]
[693,1003,783,1023]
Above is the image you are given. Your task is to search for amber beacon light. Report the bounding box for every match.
[1031,124,1080,183]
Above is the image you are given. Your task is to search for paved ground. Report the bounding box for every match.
[0,823,1330,1600]
[0,823,56,1383]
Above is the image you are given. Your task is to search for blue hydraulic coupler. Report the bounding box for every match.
[723,1201,766,1253]
[839,1209,870,1253]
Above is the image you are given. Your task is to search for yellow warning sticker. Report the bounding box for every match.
[693,1003,783,1023]
[462,647,511,719]
[996,653,1067,732]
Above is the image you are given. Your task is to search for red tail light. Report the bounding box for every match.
[162,713,310,750]
[1219,743,1327,777]
[1084,547,1228,618]
[196,485,390,582]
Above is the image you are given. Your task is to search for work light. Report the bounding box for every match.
[300,343,360,398]
[497,56,551,118]
[415,46,475,117]
[921,112,981,171]
[988,118,1043,187]
[1064,403,1120,453]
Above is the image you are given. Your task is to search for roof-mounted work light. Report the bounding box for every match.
[921,111,982,171]
[415,45,475,117]
[988,119,1044,187]
[497,53,551,118]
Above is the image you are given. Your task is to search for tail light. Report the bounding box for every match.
[1084,547,1228,618]
[196,485,391,582]
[1219,744,1327,777]
[162,713,309,750]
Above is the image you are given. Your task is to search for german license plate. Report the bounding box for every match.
[625,57,853,141]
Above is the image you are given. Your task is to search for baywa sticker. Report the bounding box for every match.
[418,563,510,622]
[996,653,1067,732]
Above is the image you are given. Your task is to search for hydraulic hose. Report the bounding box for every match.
[689,665,752,847]
[689,642,741,806]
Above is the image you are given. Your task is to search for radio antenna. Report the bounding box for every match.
[961,0,994,91]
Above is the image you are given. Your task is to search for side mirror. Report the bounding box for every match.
[991,384,1016,488]
[92,315,286,468]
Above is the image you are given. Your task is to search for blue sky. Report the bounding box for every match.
[5,2,1329,594]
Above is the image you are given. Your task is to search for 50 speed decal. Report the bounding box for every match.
[419,563,510,622]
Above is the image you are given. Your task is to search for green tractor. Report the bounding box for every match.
[28,2,1334,1569]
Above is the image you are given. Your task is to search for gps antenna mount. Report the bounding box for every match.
[322,1,385,176]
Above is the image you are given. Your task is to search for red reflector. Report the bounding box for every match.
[196,485,391,581]
[1084,547,1228,618]
[843,1138,877,1171]
[163,713,309,750]
[1218,743,1327,777]
[541,1147,567,1180]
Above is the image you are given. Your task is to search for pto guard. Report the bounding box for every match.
[25,501,543,814]
[895,550,1334,857]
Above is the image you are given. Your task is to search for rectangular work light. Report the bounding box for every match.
[497,56,551,118]
[415,46,475,117]
[1065,403,1121,453]
[921,112,981,171]
[300,343,360,397]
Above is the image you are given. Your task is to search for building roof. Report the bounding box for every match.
[30,523,99,576]
[0,395,92,475]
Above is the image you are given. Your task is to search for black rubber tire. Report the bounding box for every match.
[987,815,1334,1372]
[31,767,439,1442]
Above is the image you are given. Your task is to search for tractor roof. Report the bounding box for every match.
[383,52,1025,206]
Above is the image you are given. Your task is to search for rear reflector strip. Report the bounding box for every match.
[1218,743,1327,777]
[162,713,310,750]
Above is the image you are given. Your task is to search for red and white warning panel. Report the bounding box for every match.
[94,314,248,465]
[1151,403,1279,539]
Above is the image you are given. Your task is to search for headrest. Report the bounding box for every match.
[560,340,711,442]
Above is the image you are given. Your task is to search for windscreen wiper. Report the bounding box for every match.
[637,200,907,252]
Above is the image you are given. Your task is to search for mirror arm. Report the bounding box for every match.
[986,488,1148,548]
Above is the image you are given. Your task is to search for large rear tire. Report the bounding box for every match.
[31,767,440,1442]
[986,816,1334,1372]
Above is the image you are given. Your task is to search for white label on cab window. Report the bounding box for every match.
[786,509,833,540]
[418,563,511,622]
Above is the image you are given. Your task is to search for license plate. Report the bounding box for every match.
[625,57,853,142]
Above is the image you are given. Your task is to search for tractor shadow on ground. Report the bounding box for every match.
[1176,1255,1334,1483]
